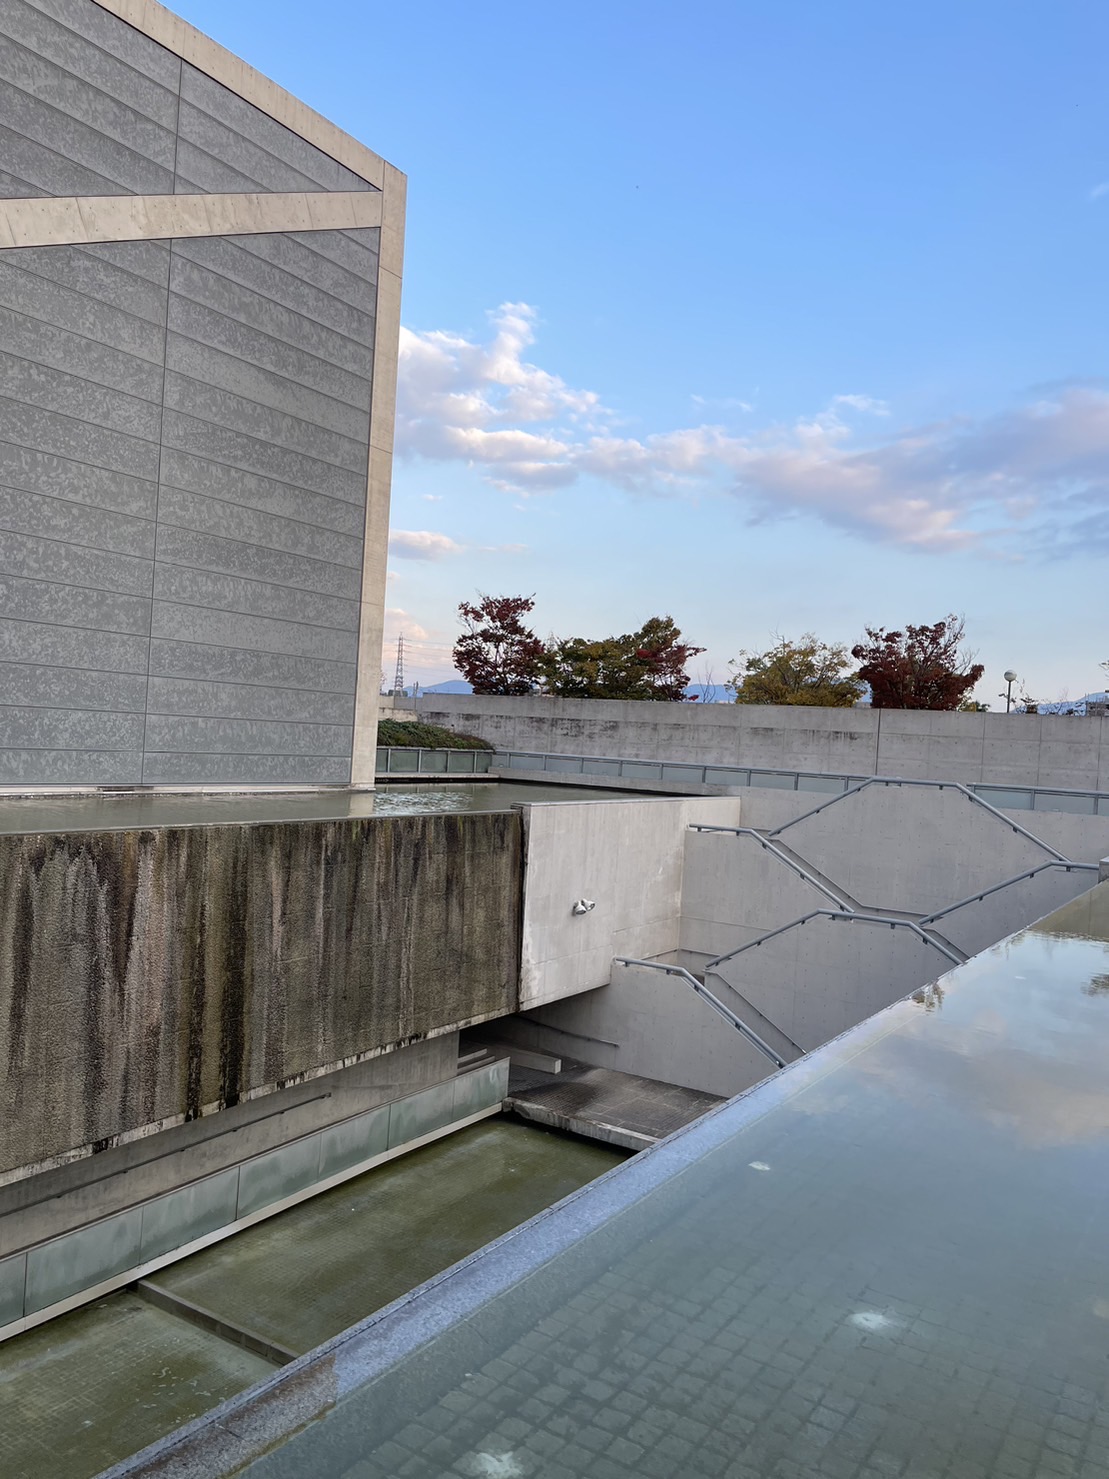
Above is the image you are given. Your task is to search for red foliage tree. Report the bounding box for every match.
[453,594,545,695]
[851,616,985,710]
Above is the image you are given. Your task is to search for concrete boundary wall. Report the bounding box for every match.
[0,1059,508,1344]
[417,695,1109,792]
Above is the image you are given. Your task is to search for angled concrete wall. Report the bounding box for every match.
[0,0,403,786]
[518,795,741,1010]
[416,695,1109,793]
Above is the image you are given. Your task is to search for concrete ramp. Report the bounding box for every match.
[507,1061,722,1151]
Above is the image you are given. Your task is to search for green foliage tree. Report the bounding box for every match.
[727,634,863,707]
[540,615,704,701]
[851,615,985,710]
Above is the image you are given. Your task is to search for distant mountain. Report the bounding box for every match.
[1036,692,1107,716]
[419,680,472,695]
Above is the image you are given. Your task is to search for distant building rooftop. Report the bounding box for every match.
[114,880,1109,1479]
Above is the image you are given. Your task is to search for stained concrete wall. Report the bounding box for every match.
[0,0,397,786]
[0,809,522,1182]
[417,695,1109,792]
[518,796,742,1011]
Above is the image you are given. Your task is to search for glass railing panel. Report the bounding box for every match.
[749,770,798,789]
[795,774,849,793]
[973,785,1035,811]
[1032,789,1096,814]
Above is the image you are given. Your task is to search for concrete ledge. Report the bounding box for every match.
[0,1061,508,1345]
[1101,858,1109,883]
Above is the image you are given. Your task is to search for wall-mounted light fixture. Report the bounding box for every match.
[571,899,596,916]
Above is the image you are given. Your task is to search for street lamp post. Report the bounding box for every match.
[1001,670,1017,713]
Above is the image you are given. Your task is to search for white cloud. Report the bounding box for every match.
[388,530,464,560]
[396,303,1109,555]
[421,493,443,502]
[832,393,889,415]
[1089,182,1109,201]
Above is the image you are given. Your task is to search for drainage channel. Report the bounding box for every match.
[0,1117,627,1479]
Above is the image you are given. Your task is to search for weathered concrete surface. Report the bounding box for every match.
[0,812,522,1182]
[506,1061,722,1149]
[417,694,1109,792]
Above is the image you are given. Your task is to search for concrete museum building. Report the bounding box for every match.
[0,0,403,788]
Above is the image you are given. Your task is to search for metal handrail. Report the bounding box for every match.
[766,776,1069,862]
[613,957,787,1068]
[918,860,1099,926]
[688,825,856,911]
[703,909,964,971]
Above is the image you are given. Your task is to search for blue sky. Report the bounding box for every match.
[177,0,1109,703]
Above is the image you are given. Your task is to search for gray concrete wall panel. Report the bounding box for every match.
[139,752,351,785]
[145,676,353,724]
[0,351,162,440]
[0,617,147,672]
[0,704,143,749]
[162,369,367,471]
[6,242,170,321]
[155,486,362,567]
[165,278,375,401]
[171,233,378,347]
[178,63,374,193]
[21,0,181,89]
[0,529,152,594]
[165,331,371,437]
[159,409,366,502]
[0,52,176,195]
[151,565,358,631]
[0,572,150,632]
[0,394,159,478]
[0,118,160,200]
[0,305,166,399]
[143,715,352,756]
[0,659,145,710]
[148,601,357,663]
[168,250,376,375]
[0,746,142,783]
[155,525,361,599]
[148,638,355,695]
[0,0,179,122]
[0,2,390,786]
[0,252,167,360]
[157,450,365,535]
[0,443,159,521]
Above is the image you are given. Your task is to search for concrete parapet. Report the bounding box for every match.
[0,812,522,1185]
[416,694,1109,792]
